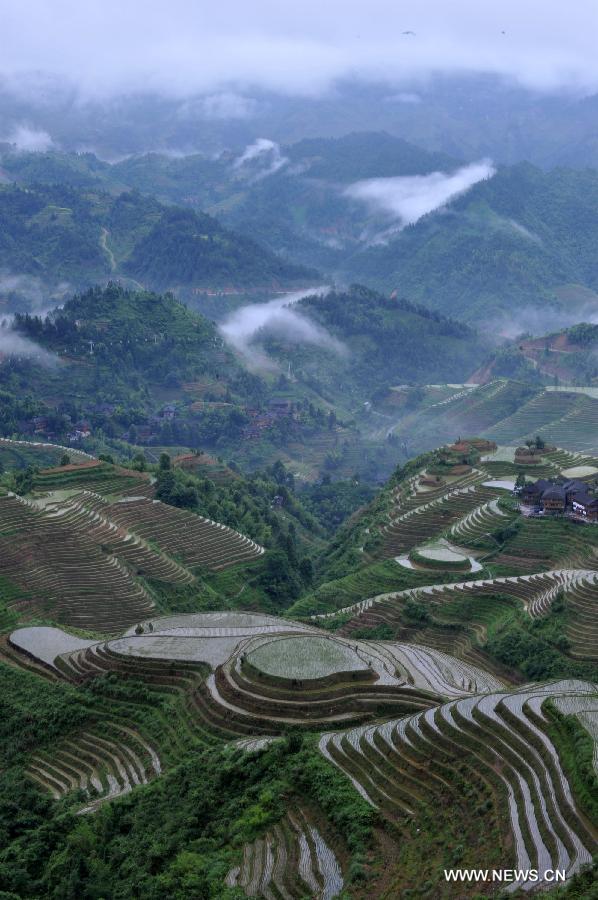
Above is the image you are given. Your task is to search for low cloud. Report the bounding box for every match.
[1,124,55,152]
[0,319,58,366]
[384,92,422,104]
[345,160,496,233]
[0,271,71,314]
[178,92,259,120]
[484,301,598,341]
[3,2,598,99]
[234,138,288,179]
[219,285,344,370]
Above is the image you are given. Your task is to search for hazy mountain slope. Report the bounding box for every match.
[3,75,598,167]
[341,163,598,324]
[0,182,312,309]
[258,285,488,411]
[6,140,598,328]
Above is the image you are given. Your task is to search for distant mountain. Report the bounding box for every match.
[0,133,461,276]
[3,74,598,167]
[258,285,488,411]
[0,182,313,311]
[474,322,598,385]
[5,140,598,328]
[283,132,459,181]
[342,163,598,324]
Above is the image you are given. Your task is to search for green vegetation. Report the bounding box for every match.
[124,206,311,289]
[341,163,598,323]
[287,558,450,618]
[484,601,598,682]
[272,284,488,406]
[0,708,373,899]
[544,703,598,825]
[0,182,311,298]
[298,476,375,533]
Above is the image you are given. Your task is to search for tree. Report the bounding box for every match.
[299,557,314,586]
[60,453,70,466]
[259,551,302,606]
[159,452,171,471]
[131,452,147,472]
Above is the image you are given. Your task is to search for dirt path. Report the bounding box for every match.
[100,227,116,271]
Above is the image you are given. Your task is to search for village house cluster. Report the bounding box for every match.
[519,478,598,522]
[242,400,295,440]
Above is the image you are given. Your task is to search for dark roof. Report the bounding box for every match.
[562,479,587,494]
[571,492,598,508]
[523,478,553,495]
[541,486,566,501]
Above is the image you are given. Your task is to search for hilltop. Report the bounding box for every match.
[476,322,598,385]
[5,284,374,479]
[259,284,489,410]
[1,282,485,484]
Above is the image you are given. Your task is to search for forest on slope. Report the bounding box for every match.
[5,137,598,326]
[0,182,312,308]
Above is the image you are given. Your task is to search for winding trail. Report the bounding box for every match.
[100,227,116,271]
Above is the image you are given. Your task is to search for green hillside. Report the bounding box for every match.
[342,163,598,323]
[4,284,405,483]
[263,285,488,410]
[0,182,312,308]
[6,143,598,327]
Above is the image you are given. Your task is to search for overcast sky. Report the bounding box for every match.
[3,0,598,99]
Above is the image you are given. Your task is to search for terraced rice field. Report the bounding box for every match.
[104,496,264,570]
[483,392,584,444]
[33,461,152,496]
[0,493,155,632]
[27,722,162,811]
[450,497,515,544]
[319,680,598,890]
[381,475,500,557]
[226,808,343,899]
[483,391,598,453]
[13,614,507,745]
[561,465,598,478]
[0,438,94,470]
[492,516,598,575]
[6,599,598,893]
[10,626,97,668]
[0,487,264,632]
[3,439,597,893]
[248,635,368,680]
[319,568,598,664]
